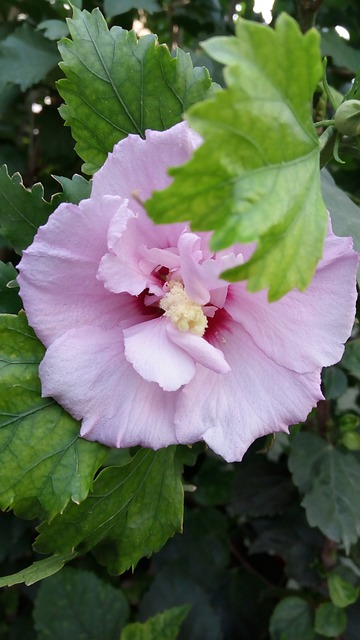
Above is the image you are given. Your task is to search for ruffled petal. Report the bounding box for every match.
[18,196,135,347]
[123,318,196,391]
[225,229,359,374]
[175,320,323,462]
[166,322,231,375]
[40,327,179,449]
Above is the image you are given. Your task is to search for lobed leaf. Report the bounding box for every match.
[121,605,190,640]
[0,165,53,253]
[147,14,327,300]
[35,447,184,574]
[0,313,107,521]
[289,432,360,551]
[0,552,77,588]
[57,7,217,174]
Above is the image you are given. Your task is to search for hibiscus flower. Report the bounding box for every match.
[17,122,358,462]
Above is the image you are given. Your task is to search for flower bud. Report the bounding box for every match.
[334,99,360,137]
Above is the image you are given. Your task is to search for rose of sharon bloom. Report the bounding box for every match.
[18,123,358,462]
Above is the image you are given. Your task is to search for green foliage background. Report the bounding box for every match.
[0,1,360,639]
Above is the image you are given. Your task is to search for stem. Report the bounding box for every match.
[319,126,337,168]
[296,0,324,33]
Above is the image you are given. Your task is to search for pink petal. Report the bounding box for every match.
[175,320,323,462]
[166,322,231,374]
[225,230,359,373]
[18,196,135,347]
[40,327,179,449]
[124,318,196,391]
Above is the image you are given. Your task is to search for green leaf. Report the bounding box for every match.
[328,573,360,608]
[121,606,190,640]
[53,174,92,204]
[321,29,360,74]
[104,0,161,18]
[269,596,315,640]
[342,339,360,380]
[0,24,59,91]
[35,447,184,574]
[146,14,326,300]
[0,165,53,253]
[0,552,77,588]
[0,262,21,314]
[321,169,360,285]
[57,7,217,174]
[0,313,107,520]
[288,432,360,551]
[33,568,129,639]
[314,602,347,637]
[37,19,69,41]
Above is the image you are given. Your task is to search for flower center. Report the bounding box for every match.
[159,281,208,336]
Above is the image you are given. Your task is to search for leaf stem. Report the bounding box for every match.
[319,126,337,168]
[296,0,324,33]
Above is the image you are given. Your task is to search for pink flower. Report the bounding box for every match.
[18,123,358,462]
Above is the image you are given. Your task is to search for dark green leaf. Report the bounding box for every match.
[0,24,59,91]
[58,7,216,174]
[147,14,326,300]
[193,457,234,506]
[0,165,53,253]
[342,339,360,380]
[35,447,184,574]
[37,19,69,41]
[0,313,106,520]
[33,568,129,639]
[321,29,360,73]
[314,602,347,637]
[289,432,360,551]
[121,605,190,640]
[269,596,315,640]
[328,573,360,608]
[0,262,22,314]
[0,552,77,587]
[322,366,348,400]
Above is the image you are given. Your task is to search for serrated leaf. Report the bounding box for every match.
[34,568,129,639]
[269,596,315,640]
[0,165,53,253]
[0,552,77,587]
[35,447,184,574]
[53,174,92,204]
[314,602,347,637]
[57,7,217,174]
[0,24,59,91]
[0,262,21,314]
[146,14,326,300]
[37,19,69,41]
[288,432,360,551]
[121,605,190,640]
[328,573,360,608]
[0,313,107,521]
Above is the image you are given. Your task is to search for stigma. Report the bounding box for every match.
[159,281,208,336]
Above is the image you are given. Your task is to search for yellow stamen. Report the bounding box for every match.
[159,281,208,336]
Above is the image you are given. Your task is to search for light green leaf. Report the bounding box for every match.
[0,24,59,91]
[34,568,129,639]
[147,14,326,300]
[314,602,347,638]
[121,606,190,640]
[288,432,360,551]
[35,447,184,574]
[0,313,107,521]
[104,0,161,18]
[53,174,92,204]
[57,7,217,174]
[0,165,53,253]
[0,552,77,588]
[37,19,69,41]
[328,573,360,608]
[269,596,315,640]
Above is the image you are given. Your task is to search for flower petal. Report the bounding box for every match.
[18,196,134,347]
[123,318,196,391]
[175,319,323,462]
[40,327,179,449]
[225,230,359,373]
[166,322,231,375]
